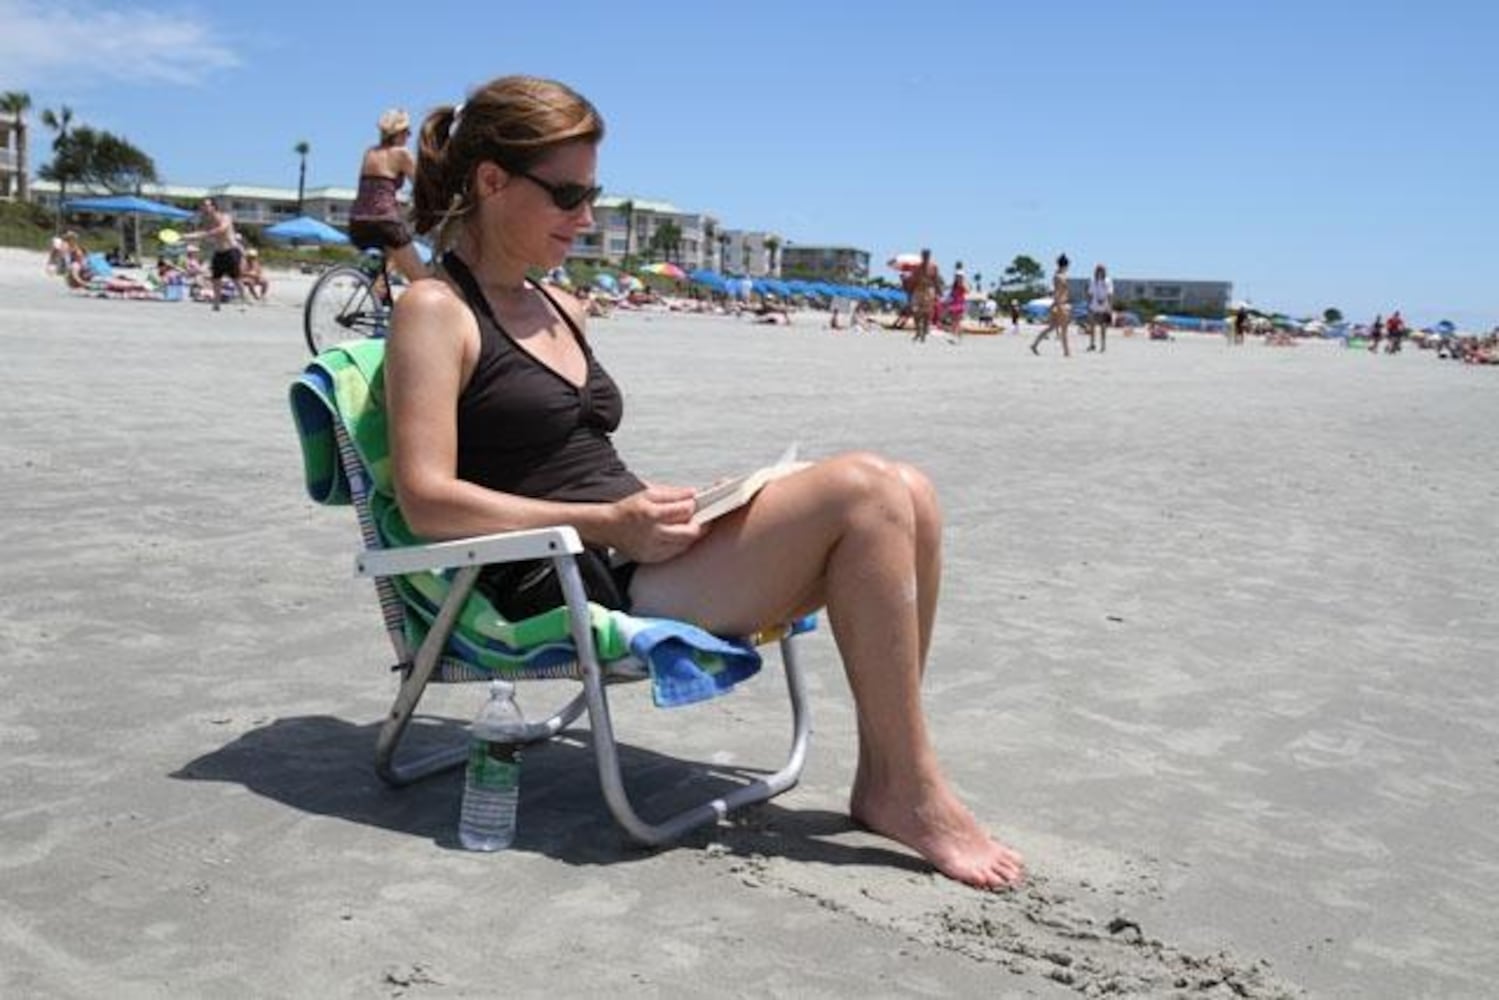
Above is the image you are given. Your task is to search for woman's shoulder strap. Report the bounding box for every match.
[531,281,589,345]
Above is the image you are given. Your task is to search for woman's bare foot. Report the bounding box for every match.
[851,776,1025,890]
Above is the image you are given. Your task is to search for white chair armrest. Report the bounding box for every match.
[356,525,585,578]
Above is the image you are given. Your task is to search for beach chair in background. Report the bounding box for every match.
[290,340,813,845]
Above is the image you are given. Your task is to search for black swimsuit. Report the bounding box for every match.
[443,252,642,618]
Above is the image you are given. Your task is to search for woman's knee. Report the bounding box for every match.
[894,462,942,534]
[822,451,917,529]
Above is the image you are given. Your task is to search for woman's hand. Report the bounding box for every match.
[608,485,703,563]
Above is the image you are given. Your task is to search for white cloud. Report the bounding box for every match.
[0,0,239,89]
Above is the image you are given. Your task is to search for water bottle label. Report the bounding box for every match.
[468,743,520,791]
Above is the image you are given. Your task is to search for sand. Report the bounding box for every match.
[1,246,1496,998]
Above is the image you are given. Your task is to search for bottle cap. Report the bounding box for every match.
[489,678,514,698]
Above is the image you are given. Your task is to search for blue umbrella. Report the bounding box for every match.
[263,215,350,245]
[62,194,193,219]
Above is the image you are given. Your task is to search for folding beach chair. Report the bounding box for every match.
[290,340,812,845]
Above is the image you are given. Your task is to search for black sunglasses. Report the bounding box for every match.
[512,168,602,212]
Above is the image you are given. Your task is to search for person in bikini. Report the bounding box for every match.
[348,108,427,289]
[1030,254,1072,357]
[385,75,1025,890]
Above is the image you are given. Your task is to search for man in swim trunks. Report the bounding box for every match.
[182,199,247,311]
[908,248,941,343]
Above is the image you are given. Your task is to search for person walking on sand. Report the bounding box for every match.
[909,248,941,343]
[1232,305,1249,346]
[1009,298,1022,334]
[1368,314,1384,353]
[1030,254,1072,357]
[1386,310,1407,354]
[181,199,248,311]
[387,75,1024,889]
[1086,263,1113,352]
[944,261,969,342]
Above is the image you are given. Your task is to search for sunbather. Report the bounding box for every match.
[387,74,1024,890]
[241,248,269,302]
[60,232,92,290]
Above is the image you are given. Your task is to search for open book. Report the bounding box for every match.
[692,443,810,525]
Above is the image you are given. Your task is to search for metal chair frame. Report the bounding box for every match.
[336,420,811,845]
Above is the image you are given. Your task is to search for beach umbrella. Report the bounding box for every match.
[593,272,619,292]
[63,194,194,261]
[263,215,350,245]
[640,261,686,280]
[689,269,728,292]
[62,194,193,219]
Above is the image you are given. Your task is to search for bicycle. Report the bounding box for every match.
[302,249,394,356]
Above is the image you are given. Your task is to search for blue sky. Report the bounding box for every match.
[3,0,1494,328]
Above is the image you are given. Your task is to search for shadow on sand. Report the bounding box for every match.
[172,713,927,876]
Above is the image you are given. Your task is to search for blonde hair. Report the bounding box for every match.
[413,76,604,250]
[377,108,410,143]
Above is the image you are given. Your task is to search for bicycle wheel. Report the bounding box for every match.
[304,265,382,356]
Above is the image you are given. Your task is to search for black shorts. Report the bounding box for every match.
[349,218,414,252]
[210,249,242,280]
[476,548,637,622]
[1089,310,1111,326]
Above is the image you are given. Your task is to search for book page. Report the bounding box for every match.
[691,443,803,525]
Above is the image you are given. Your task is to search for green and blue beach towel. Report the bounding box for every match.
[289,339,785,707]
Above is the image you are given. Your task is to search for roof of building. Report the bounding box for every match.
[31,179,359,202]
[596,195,684,215]
[782,244,869,254]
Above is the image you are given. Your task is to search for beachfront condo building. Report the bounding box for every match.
[0,109,25,201]
[718,230,781,278]
[779,244,872,284]
[1067,277,1232,315]
[567,195,743,273]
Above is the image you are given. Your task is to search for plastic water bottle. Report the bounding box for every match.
[457,679,525,851]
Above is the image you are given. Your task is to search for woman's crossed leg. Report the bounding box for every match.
[629,451,1024,890]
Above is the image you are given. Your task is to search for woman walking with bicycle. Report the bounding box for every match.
[349,109,426,285]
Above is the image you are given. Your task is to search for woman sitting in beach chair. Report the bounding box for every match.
[384,75,1025,889]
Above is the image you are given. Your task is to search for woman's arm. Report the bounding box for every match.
[395,147,417,185]
[385,280,701,560]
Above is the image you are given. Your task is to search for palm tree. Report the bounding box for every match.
[763,235,781,277]
[717,231,731,273]
[1,91,32,201]
[617,199,635,267]
[293,140,310,216]
[40,105,73,228]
